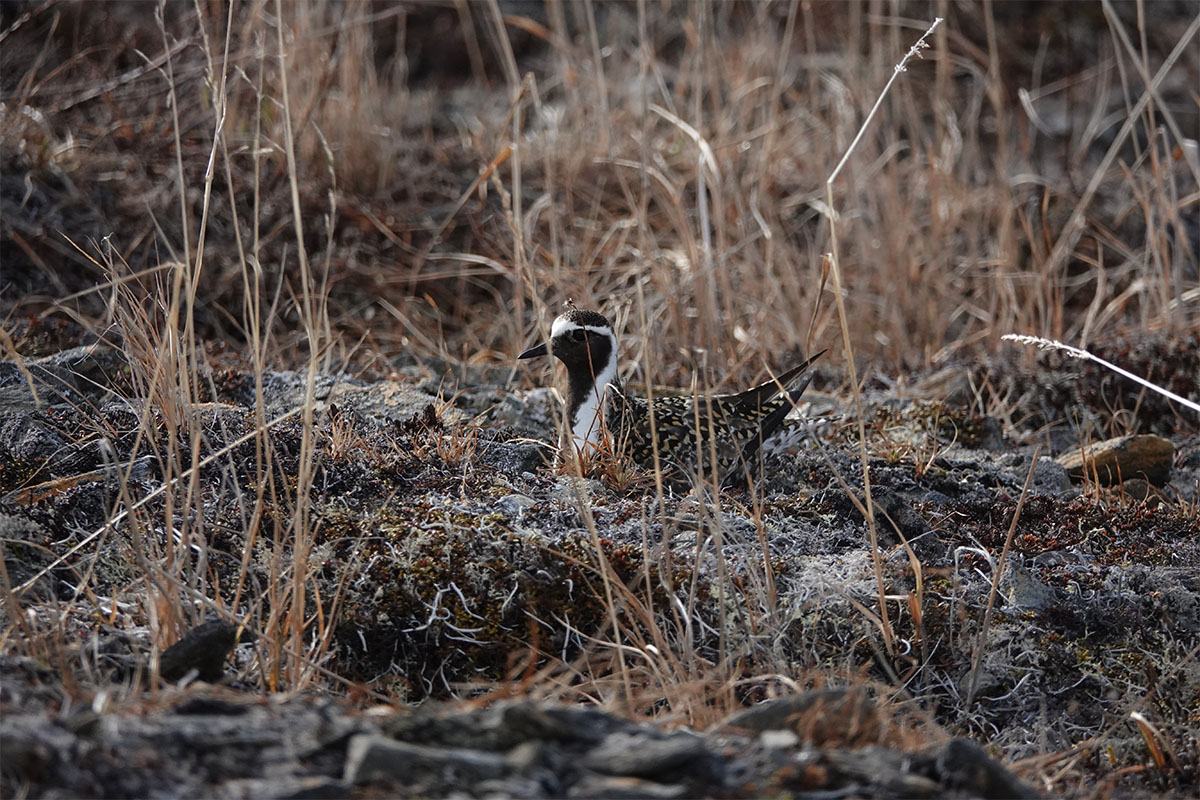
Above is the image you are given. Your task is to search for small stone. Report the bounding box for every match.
[1002,563,1056,612]
[1057,435,1174,486]
[1030,456,1074,496]
[479,441,551,474]
[759,729,800,749]
[497,493,537,518]
[503,740,545,772]
[550,476,605,503]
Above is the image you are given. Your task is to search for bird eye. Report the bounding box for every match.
[570,329,587,342]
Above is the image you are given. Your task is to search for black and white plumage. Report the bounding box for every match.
[519,307,822,489]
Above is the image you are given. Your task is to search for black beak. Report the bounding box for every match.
[518,342,549,360]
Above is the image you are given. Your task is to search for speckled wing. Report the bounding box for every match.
[714,352,823,487]
[603,349,821,486]
[602,387,666,467]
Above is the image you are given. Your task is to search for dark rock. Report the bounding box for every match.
[34,344,129,394]
[381,700,624,756]
[505,745,567,796]
[822,746,942,797]
[497,701,624,745]
[869,487,933,544]
[0,412,69,477]
[0,514,59,596]
[0,345,131,411]
[0,717,76,782]
[295,701,370,756]
[1030,456,1074,495]
[173,696,252,716]
[929,737,1043,799]
[0,363,64,412]
[479,437,552,475]
[159,620,255,683]
[1111,477,1160,502]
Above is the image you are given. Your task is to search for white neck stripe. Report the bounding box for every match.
[572,352,619,451]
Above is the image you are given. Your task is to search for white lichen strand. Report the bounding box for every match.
[1002,333,1199,414]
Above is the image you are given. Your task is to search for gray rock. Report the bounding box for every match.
[0,412,70,470]
[0,515,60,596]
[488,388,557,436]
[1002,562,1057,612]
[327,381,446,425]
[550,476,605,504]
[1030,456,1074,495]
[0,345,128,411]
[581,729,710,778]
[250,370,358,418]
[0,717,77,782]
[34,344,128,390]
[343,733,507,785]
[295,701,370,756]
[497,701,623,745]
[480,441,550,476]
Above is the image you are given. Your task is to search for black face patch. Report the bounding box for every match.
[551,326,613,380]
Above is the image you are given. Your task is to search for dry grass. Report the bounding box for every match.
[8,3,1195,372]
[1,0,1198,795]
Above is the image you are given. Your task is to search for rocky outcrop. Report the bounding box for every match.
[0,688,1040,799]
